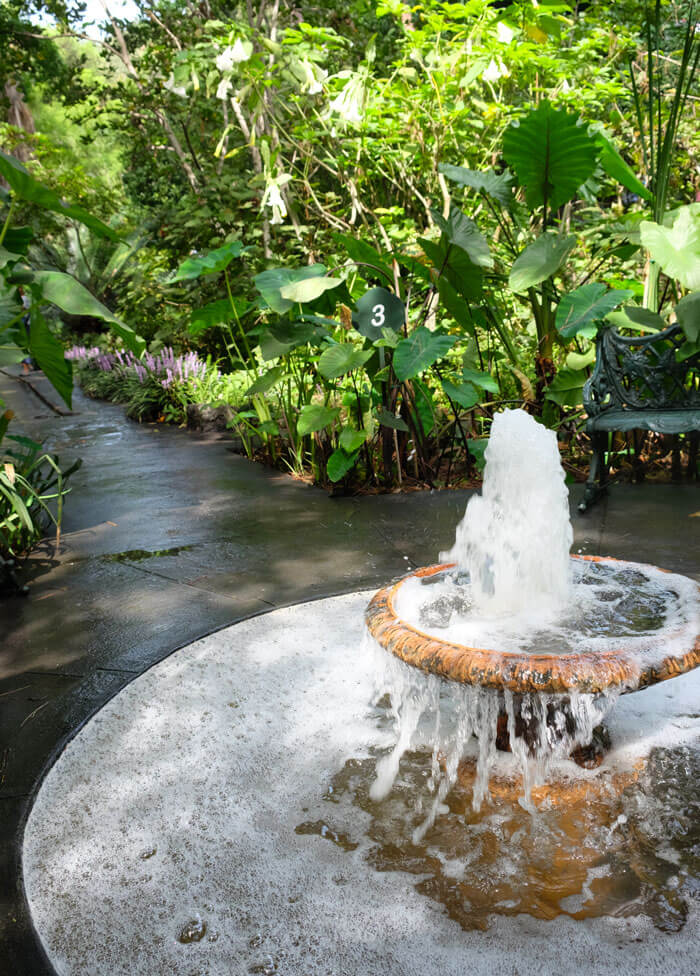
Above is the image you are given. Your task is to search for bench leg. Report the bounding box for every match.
[579,431,608,513]
[671,434,682,482]
[686,431,698,480]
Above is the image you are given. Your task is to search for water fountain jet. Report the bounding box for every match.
[366,410,700,818]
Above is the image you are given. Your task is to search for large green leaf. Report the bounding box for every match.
[245,365,286,397]
[461,367,499,393]
[467,438,488,472]
[0,289,22,328]
[255,265,328,314]
[435,277,475,335]
[503,101,600,212]
[296,403,340,437]
[0,247,22,270]
[606,308,664,334]
[438,164,514,208]
[393,327,457,382]
[332,233,394,283]
[419,237,483,303]
[171,241,247,282]
[318,343,373,379]
[376,408,409,432]
[28,310,73,408]
[441,379,480,409]
[431,207,493,268]
[509,233,576,293]
[259,319,324,361]
[592,130,653,202]
[189,299,230,335]
[674,291,700,343]
[0,149,121,242]
[640,207,700,290]
[326,447,359,482]
[280,275,342,304]
[556,283,633,339]
[32,271,145,355]
[3,227,33,255]
[0,345,25,367]
[544,366,587,407]
[189,297,251,335]
[624,306,666,331]
[338,426,367,453]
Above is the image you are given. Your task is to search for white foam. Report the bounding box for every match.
[23,594,700,976]
[392,558,700,672]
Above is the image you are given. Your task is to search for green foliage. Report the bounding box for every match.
[7,0,698,492]
[317,344,372,380]
[438,165,515,209]
[508,234,576,294]
[674,292,700,344]
[171,241,249,282]
[640,206,700,291]
[502,102,600,214]
[296,403,340,436]
[555,284,633,340]
[0,432,81,570]
[0,149,120,242]
[393,329,457,383]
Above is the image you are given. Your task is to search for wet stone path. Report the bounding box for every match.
[0,367,697,974]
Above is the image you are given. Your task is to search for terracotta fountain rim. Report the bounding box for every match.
[365,554,700,695]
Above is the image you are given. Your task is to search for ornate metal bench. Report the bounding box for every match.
[579,324,700,512]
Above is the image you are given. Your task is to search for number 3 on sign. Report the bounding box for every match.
[371,304,386,328]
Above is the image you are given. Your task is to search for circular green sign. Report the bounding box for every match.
[352,287,405,340]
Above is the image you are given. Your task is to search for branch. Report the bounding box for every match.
[146,10,182,50]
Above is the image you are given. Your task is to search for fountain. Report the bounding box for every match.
[366,409,700,829]
[21,409,700,972]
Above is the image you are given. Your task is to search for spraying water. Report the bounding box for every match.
[366,409,699,835]
[442,408,573,613]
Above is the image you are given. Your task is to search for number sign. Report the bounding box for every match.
[352,287,405,340]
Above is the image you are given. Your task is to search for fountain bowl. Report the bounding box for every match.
[366,554,700,697]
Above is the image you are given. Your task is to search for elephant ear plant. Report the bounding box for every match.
[0,149,145,593]
[440,97,655,418]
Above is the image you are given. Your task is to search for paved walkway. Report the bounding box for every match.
[0,368,697,974]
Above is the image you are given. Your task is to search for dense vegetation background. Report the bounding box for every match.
[0,0,698,529]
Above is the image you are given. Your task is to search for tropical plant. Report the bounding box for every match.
[628,0,700,312]
[0,426,81,593]
[439,96,655,417]
[0,147,144,590]
[0,148,144,409]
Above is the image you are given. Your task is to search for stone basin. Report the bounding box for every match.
[366,554,700,697]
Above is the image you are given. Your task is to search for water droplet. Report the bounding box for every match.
[249,956,277,975]
[295,820,358,852]
[177,917,207,944]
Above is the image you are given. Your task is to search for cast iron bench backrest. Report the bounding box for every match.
[583,324,700,418]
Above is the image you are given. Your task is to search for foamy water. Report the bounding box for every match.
[369,409,699,818]
[23,595,700,975]
[392,558,700,662]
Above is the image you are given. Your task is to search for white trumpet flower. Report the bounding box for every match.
[260,174,291,225]
[216,77,233,100]
[298,58,326,95]
[327,72,366,126]
[164,73,187,97]
[496,21,515,45]
[482,57,510,83]
[216,38,251,72]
